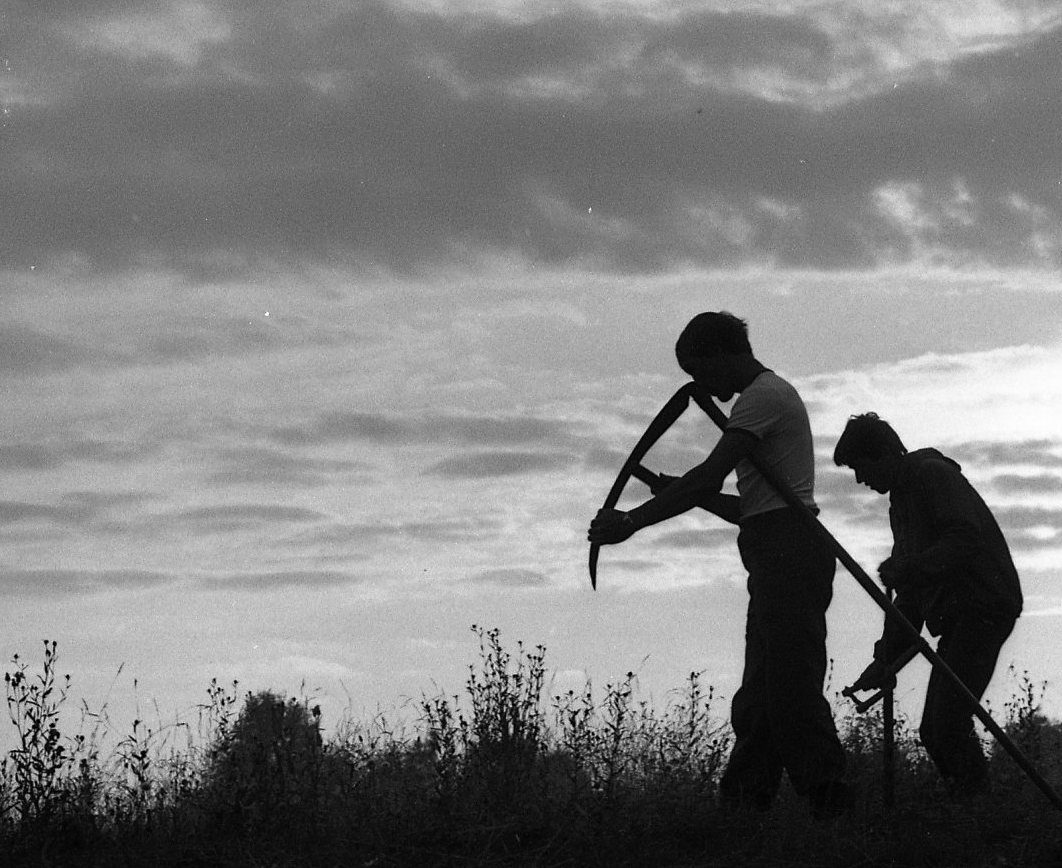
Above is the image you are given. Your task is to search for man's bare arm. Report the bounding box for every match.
[696,491,742,526]
[647,471,741,525]
[626,429,756,530]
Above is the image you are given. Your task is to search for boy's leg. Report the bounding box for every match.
[739,511,846,801]
[920,613,1014,793]
[719,599,784,810]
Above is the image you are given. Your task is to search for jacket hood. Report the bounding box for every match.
[902,447,962,474]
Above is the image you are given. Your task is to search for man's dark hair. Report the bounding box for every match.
[675,312,752,371]
[833,413,908,466]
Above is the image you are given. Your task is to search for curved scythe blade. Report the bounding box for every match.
[589,383,694,589]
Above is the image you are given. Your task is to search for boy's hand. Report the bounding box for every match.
[878,555,915,590]
[588,508,637,545]
[850,660,896,692]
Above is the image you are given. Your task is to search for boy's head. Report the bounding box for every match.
[833,413,907,465]
[833,413,907,494]
[675,312,752,376]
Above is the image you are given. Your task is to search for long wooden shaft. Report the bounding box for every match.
[882,590,896,810]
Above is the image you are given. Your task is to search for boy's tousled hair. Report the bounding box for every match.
[833,413,908,467]
[675,312,752,371]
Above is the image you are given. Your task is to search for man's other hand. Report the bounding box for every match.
[588,508,637,545]
[850,660,897,692]
[878,555,915,591]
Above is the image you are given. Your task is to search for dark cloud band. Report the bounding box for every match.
[5,3,1062,273]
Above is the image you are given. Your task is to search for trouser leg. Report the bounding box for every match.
[920,614,1014,791]
[719,600,784,808]
[754,538,845,796]
[722,510,846,805]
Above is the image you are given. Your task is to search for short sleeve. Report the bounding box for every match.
[726,385,780,441]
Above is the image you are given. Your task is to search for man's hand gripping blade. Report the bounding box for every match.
[589,384,693,589]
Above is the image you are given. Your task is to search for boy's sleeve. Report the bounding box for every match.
[906,462,983,579]
[874,589,924,664]
[726,386,777,440]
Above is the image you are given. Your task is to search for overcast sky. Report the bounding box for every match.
[3,0,1062,745]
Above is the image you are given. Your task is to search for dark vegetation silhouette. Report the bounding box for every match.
[3,630,1062,867]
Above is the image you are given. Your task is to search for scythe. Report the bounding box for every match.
[588,382,703,590]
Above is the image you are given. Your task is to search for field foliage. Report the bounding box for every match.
[3,629,1062,866]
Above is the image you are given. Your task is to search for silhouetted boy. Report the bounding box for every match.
[589,312,848,817]
[835,413,1022,797]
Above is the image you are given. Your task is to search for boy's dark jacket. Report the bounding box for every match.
[875,448,1023,663]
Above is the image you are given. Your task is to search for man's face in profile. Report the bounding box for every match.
[681,354,737,401]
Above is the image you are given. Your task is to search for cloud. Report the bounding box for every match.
[948,440,1062,469]
[994,505,1062,532]
[1023,605,1062,618]
[270,411,572,447]
[993,473,1062,495]
[0,500,94,528]
[0,568,174,596]
[468,568,548,588]
[5,2,1062,273]
[425,450,575,478]
[270,413,416,446]
[654,527,738,550]
[0,446,68,472]
[58,2,232,65]
[294,516,501,549]
[0,301,349,377]
[201,570,356,591]
[206,446,366,489]
[0,325,109,375]
[806,343,1062,445]
[0,439,156,471]
[173,504,326,533]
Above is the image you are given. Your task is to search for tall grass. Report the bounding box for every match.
[3,630,1062,867]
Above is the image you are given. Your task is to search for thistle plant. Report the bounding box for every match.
[464,624,547,772]
[3,640,76,826]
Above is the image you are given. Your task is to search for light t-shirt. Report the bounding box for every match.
[726,370,818,521]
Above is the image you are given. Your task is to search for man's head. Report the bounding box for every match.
[833,413,907,494]
[675,312,753,400]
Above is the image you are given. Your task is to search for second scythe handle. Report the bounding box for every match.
[841,643,921,713]
[630,464,666,489]
[692,385,1062,811]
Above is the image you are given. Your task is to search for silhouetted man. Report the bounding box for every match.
[589,311,848,817]
[836,413,1022,797]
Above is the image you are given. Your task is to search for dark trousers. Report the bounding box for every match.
[720,508,846,806]
[921,611,1015,789]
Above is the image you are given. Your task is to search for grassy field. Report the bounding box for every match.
[3,628,1062,867]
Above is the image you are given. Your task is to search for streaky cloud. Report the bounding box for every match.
[0,439,157,471]
[200,570,356,591]
[0,499,96,528]
[206,446,366,489]
[425,451,574,478]
[468,568,547,588]
[0,324,112,375]
[993,474,1062,495]
[293,516,500,548]
[173,504,326,532]
[0,568,174,596]
[270,411,572,447]
[655,527,737,550]
[949,440,1062,469]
